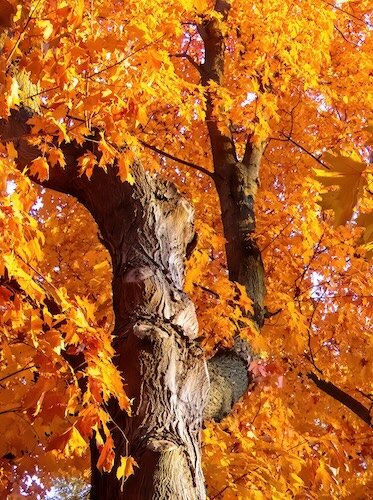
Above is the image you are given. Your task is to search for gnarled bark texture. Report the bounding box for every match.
[0,110,209,499]
[87,166,210,499]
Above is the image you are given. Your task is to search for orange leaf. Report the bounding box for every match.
[97,435,115,472]
[0,285,12,305]
[78,151,97,179]
[48,148,66,168]
[29,157,49,181]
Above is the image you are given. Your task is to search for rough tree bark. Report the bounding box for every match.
[1,110,210,499]
[87,165,210,499]
[199,0,266,326]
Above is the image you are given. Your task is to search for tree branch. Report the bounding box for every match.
[0,364,35,384]
[139,139,215,178]
[322,1,373,29]
[170,52,202,73]
[307,372,372,427]
[333,24,359,47]
[281,133,330,169]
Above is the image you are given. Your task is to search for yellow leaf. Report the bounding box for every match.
[46,427,87,457]
[194,0,208,12]
[235,282,254,314]
[7,78,20,108]
[75,295,96,322]
[316,460,332,489]
[116,456,138,491]
[65,427,88,457]
[71,0,84,26]
[93,260,109,271]
[36,20,54,40]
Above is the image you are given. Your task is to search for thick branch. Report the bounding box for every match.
[307,372,372,427]
[171,52,202,73]
[200,0,236,172]
[0,108,85,196]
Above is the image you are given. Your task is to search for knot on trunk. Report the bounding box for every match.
[204,336,253,421]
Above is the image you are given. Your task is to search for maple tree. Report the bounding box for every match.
[0,0,373,498]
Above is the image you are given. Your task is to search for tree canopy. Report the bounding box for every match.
[0,0,372,498]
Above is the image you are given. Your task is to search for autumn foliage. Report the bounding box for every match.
[0,0,373,498]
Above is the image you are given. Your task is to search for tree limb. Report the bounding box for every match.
[281,133,330,169]
[307,372,372,427]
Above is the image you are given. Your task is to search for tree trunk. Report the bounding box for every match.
[213,149,266,326]
[86,166,209,499]
[199,1,266,326]
[0,111,209,499]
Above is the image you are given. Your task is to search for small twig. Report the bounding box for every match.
[250,398,262,425]
[322,1,373,29]
[0,363,35,384]
[281,134,330,169]
[171,52,202,72]
[334,25,359,47]
[0,407,22,415]
[193,283,220,299]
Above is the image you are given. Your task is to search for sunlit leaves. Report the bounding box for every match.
[96,435,115,473]
[48,148,66,169]
[47,427,88,458]
[78,152,97,179]
[0,153,130,493]
[1,0,373,497]
[29,156,50,181]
